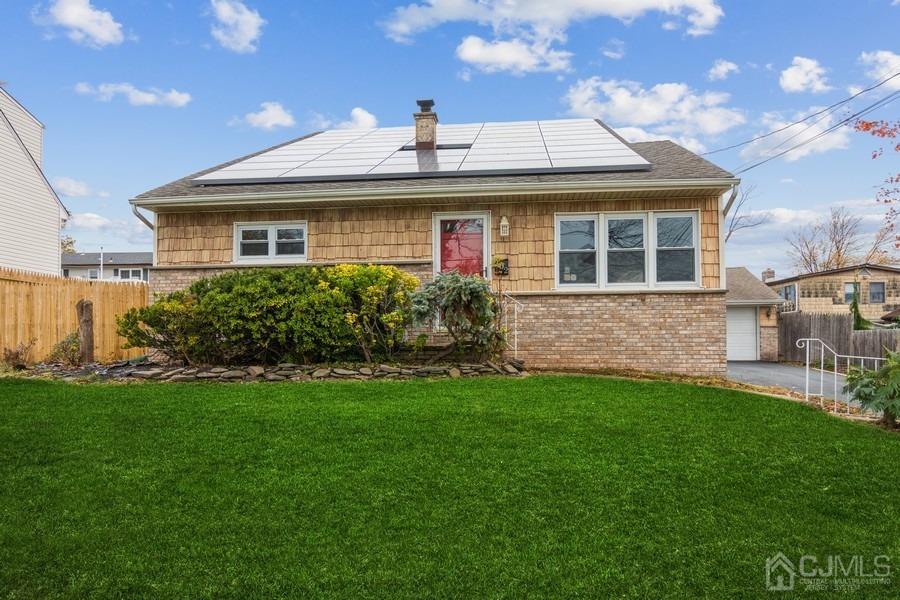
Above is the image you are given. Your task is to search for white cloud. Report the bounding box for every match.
[36,0,124,48]
[382,1,722,76]
[779,56,831,93]
[858,50,900,91]
[75,82,192,107]
[383,0,724,43]
[53,176,92,198]
[455,35,572,74]
[457,68,472,82]
[661,20,679,30]
[232,102,296,130]
[738,107,851,163]
[209,0,265,53]
[67,212,152,245]
[311,107,378,130]
[707,58,739,81]
[564,77,744,152]
[601,38,625,60]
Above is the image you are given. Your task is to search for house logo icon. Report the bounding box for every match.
[766,552,796,591]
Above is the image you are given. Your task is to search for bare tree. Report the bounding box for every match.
[725,185,768,242]
[787,207,896,274]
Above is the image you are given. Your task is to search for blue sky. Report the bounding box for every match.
[3,0,898,277]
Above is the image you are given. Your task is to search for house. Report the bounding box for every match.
[130,101,739,375]
[725,267,783,361]
[62,252,153,281]
[766,263,900,320]
[0,87,69,275]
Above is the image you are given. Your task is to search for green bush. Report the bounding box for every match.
[117,266,418,365]
[411,271,506,360]
[47,332,81,366]
[844,350,900,428]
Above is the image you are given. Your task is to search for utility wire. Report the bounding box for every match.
[733,90,900,174]
[700,71,900,157]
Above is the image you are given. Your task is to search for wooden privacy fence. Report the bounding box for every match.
[779,312,900,362]
[0,267,149,362]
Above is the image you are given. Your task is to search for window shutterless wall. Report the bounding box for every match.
[152,192,723,291]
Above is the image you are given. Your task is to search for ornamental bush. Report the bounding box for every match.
[117,266,418,365]
[411,271,506,360]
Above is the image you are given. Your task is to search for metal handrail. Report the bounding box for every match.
[795,338,885,415]
[501,292,524,359]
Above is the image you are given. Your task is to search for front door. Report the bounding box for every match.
[433,213,490,278]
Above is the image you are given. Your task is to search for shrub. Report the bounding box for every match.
[47,332,81,366]
[117,266,418,365]
[411,271,506,360]
[2,339,36,369]
[845,350,900,428]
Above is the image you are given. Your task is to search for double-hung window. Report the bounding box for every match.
[235,222,307,263]
[844,282,858,304]
[869,282,885,304]
[555,211,699,289]
[557,217,598,285]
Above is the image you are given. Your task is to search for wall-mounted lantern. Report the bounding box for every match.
[499,215,510,237]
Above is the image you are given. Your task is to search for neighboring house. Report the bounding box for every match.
[62,252,153,281]
[0,87,69,275]
[725,267,783,361]
[766,263,900,320]
[130,101,739,375]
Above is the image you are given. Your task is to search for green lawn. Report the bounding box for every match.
[1,376,899,598]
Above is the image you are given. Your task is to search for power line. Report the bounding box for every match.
[700,71,900,157]
[733,90,900,175]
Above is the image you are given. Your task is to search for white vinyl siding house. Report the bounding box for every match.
[0,88,67,275]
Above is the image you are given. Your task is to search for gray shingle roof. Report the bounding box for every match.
[134,137,735,201]
[726,267,783,304]
[62,252,153,266]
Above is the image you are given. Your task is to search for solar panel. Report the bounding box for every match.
[193,119,650,185]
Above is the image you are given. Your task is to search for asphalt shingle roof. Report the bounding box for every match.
[726,267,783,304]
[134,137,736,201]
[62,252,153,266]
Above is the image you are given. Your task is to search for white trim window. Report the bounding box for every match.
[555,211,700,290]
[869,281,885,304]
[117,268,146,281]
[234,222,307,263]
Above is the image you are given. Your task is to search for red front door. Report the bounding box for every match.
[438,217,486,276]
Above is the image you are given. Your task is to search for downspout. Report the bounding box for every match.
[132,204,154,231]
[722,184,739,216]
[719,183,739,291]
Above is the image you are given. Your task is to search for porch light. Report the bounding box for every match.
[499,216,510,237]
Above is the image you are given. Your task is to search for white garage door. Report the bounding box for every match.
[726,306,758,361]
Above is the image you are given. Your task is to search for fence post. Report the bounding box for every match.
[76,299,94,364]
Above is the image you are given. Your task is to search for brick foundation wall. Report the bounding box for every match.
[509,291,727,376]
[759,326,778,362]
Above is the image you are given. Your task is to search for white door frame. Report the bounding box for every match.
[432,211,492,279]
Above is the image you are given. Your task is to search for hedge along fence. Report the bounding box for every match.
[779,311,900,362]
[0,267,148,362]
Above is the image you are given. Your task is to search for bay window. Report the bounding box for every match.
[555,211,699,289]
[234,222,307,263]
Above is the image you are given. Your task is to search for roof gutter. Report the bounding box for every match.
[130,177,741,210]
[132,204,154,230]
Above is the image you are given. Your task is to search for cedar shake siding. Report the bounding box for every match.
[153,193,723,291]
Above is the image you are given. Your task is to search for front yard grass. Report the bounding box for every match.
[1,375,899,598]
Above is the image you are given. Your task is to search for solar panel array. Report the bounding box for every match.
[193,119,650,185]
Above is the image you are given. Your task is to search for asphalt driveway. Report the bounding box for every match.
[727,361,847,400]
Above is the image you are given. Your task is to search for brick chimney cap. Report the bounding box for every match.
[416,99,435,112]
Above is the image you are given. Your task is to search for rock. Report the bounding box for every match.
[359,367,373,376]
[247,366,265,377]
[485,361,505,374]
[169,374,197,382]
[275,370,297,377]
[277,363,299,369]
[332,368,357,377]
[159,368,185,380]
[508,358,525,369]
[449,367,461,378]
[132,369,163,379]
[401,369,415,376]
[518,371,530,377]
[502,363,519,375]
[219,370,246,379]
[312,368,331,379]
[378,364,402,373]
[196,371,220,379]
[209,367,228,374]
[264,373,286,381]
[182,368,198,375]
[290,374,310,381]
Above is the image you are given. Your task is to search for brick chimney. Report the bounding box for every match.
[414,99,437,150]
[761,268,775,282]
